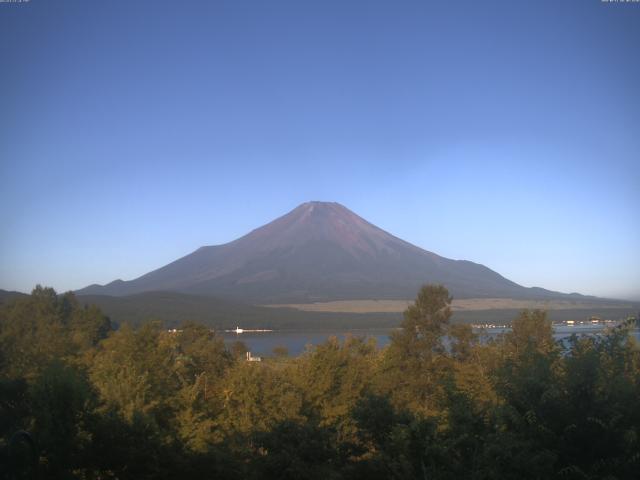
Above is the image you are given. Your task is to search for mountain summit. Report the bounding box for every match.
[77,201,574,302]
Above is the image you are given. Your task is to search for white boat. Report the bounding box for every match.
[224,326,273,334]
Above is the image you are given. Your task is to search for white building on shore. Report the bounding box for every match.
[246,351,261,362]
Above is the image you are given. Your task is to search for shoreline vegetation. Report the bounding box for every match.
[1,284,639,479]
[265,297,636,313]
[4,288,635,331]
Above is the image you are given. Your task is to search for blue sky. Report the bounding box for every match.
[1,0,638,300]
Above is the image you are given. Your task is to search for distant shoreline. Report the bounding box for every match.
[265,297,637,313]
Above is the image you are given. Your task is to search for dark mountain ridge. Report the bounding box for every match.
[77,201,593,303]
[0,289,28,304]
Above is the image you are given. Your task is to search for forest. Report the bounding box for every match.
[1,285,639,479]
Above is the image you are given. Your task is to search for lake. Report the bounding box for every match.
[221,324,640,357]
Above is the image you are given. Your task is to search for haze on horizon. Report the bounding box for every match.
[1,1,639,301]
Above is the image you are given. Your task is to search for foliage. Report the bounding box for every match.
[381,284,453,415]
[0,286,639,479]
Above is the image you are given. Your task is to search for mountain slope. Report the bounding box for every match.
[77,201,585,303]
[0,289,28,304]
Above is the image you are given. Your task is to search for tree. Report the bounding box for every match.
[504,309,556,358]
[171,323,231,452]
[381,284,452,415]
[249,420,341,480]
[350,393,435,480]
[392,284,452,358]
[218,361,304,439]
[0,287,111,381]
[29,363,95,478]
[295,336,376,442]
[89,322,179,424]
[0,287,69,380]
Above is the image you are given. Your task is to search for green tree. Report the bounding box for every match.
[89,322,179,424]
[171,323,231,452]
[0,287,111,381]
[249,420,341,480]
[381,284,452,415]
[295,336,376,442]
[0,287,71,380]
[29,362,94,479]
[391,284,452,358]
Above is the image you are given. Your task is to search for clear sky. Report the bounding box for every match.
[1,0,639,300]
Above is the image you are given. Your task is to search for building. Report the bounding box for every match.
[246,351,261,362]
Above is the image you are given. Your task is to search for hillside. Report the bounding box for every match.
[0,289,28,304]
[75,291,637,330]
[77,201,595,303]
[2,289,632,330]
[76,291,401,330]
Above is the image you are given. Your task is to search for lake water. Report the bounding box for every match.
[221,325,640,357]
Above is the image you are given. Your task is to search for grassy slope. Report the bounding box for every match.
[77,291,402,330]
[266,298,636,313]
